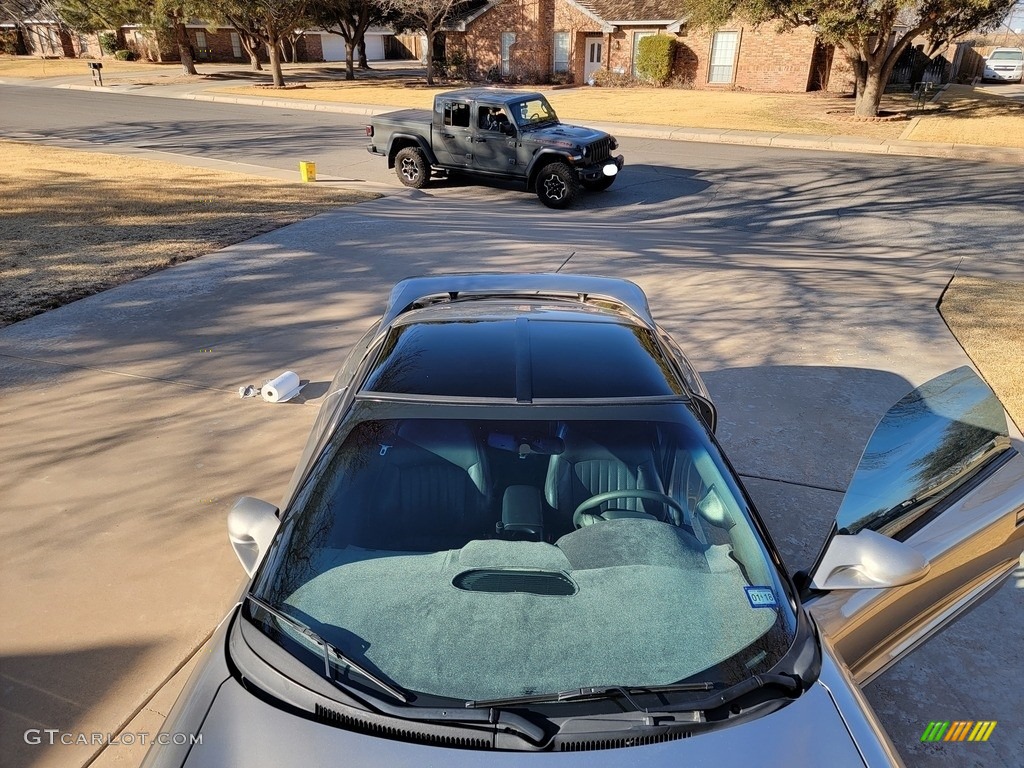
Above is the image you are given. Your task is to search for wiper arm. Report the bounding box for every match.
[246,594,408,704]
[466,675,799,713]
[467,681,715,709]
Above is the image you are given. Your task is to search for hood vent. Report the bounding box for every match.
[453,569,577,596]
[556,729,691,752]
[315,703,492,750]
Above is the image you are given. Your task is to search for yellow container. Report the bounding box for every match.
[299,161,317,182]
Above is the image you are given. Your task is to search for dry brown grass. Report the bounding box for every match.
[217,80,1024,147]
[906,84,1024,147]
[940,277,1024,431]
[0,141,376,326]
[0,54,167,78]
[217,81,919,139]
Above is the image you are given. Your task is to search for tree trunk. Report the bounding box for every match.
[174,18,198,75]
[358,40,370,69]
[239,33,262,71]
[854,63,884,116]
[424,25,434,86]
[345,40,355,80]
[268,37,285,86]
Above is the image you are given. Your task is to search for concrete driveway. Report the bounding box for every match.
[2,165,1022,768]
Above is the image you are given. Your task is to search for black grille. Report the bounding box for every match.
[315,704,492,749]
[588,138,611,163]
[557,729,691,751]
[453,569,577,596]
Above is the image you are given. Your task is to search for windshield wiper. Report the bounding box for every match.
[466,674,799,713]
[245,594,408,704]
[467,681,715,709]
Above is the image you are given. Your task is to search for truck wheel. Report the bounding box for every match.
[582,175,616,192]
[536,162,580,209]
[395,147,429,189]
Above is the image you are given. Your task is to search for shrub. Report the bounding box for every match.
[636,34,676,84]
[591,68,637,87]
[99,32,118,55]
[114,49,135,61]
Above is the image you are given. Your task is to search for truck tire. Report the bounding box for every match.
[536,162,580,209]
[395,147,429,188]
[582,175,616,192]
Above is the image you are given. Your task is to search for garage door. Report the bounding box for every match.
[319,32,384,62]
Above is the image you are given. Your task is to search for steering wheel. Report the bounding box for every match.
[529,112,541,120]
[573,490,684,528]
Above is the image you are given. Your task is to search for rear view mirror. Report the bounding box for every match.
[227,497,280,576]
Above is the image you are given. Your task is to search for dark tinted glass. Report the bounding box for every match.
[529,322,681,398]
[363,322,517,398]
[835,366,1011,538]
[362,320,682,399]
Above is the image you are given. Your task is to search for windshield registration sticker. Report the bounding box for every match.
[745,587,778,608]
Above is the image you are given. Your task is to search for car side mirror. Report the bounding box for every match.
[227,497,280,576]
[810,529,929,590]
[500,122,516,136]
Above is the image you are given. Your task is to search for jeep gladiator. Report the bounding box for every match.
[366,88,624,209]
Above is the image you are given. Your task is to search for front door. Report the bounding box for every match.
[584,37,604,83]
[807,367,1024,684]
[472,103,519,175]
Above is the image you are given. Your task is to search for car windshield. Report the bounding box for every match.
[989,50,1022,60]
[252,400,796,705]
[511,97,558,127]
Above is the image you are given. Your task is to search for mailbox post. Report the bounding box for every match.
[88,61,103,86]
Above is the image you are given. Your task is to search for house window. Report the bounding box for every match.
[230,32,242,58]
[632,31,655,76]
[708,30,739,83]
[553,32,570,73]
[501,32,516,76]
[195,29,209,58]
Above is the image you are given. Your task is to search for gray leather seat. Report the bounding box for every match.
[544,427,666,535]
[357,420,493,550]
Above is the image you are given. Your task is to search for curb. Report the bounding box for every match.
[17,80,1024,164]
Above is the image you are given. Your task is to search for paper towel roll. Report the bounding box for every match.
[262,371,301,403]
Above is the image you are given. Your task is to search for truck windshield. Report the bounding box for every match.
[511,97,557,127]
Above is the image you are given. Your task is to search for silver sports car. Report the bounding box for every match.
[143,274,1024,767]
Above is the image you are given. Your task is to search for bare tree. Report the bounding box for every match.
[379,0,462,85]
[218,0,309,85]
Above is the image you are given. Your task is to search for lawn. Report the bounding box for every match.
[0,141,377,326]
[940,277,1024,431]
[0,54,167,78]
[214,79,1024,148]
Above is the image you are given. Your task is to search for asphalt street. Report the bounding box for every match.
[2,85,1024,271]
[1,83,1022,768]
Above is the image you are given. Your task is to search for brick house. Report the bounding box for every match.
[444,0,855,92]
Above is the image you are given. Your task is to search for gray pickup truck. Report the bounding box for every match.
[366,88,624,209]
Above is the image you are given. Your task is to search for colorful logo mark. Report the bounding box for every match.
[920,721,996,742]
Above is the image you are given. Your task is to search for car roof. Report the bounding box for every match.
[363,303,683,402]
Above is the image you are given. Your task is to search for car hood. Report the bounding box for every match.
[181,677,867,767]
[526,123,608,145]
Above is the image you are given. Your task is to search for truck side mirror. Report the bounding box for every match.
[501,122,516,136]
[227,497,280,576]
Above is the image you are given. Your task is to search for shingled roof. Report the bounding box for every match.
[447,0,687,29]
[571,0,686,22]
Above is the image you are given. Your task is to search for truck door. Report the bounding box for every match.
[473,103,520,175]
[437,100,472,167]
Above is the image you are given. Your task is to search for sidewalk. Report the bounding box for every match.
[3,70,1023,164]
